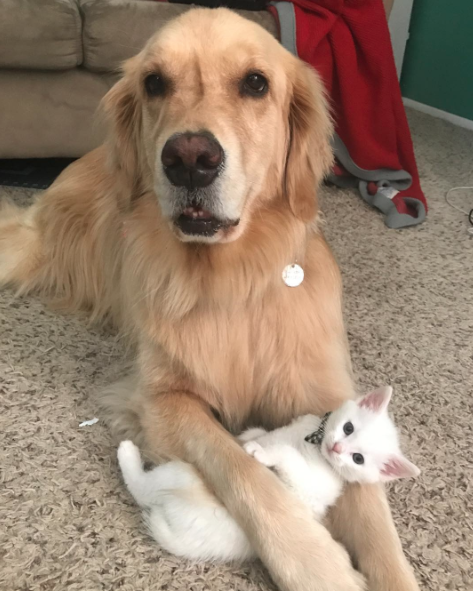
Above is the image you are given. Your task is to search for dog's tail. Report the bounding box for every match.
[0,199,43,292]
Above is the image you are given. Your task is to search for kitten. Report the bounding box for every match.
[117,386,419,562]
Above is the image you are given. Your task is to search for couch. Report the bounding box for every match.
[0,0,277,159]
[0,0,392,160]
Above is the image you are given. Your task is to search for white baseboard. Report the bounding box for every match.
[403,97,473,131]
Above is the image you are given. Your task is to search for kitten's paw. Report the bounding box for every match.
[243,441,273,467]
[117,440,142,468]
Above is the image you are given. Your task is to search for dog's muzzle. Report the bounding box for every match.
[161,131,240,237]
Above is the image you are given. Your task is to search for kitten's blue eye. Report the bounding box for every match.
[353,453,364,465]
[343,421,354,436]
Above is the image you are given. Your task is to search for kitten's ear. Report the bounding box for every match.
[380,455,420,482]
[358,386,393,414]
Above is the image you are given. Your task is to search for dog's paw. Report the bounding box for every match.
[117,440,141,467]
[243,441,273,467]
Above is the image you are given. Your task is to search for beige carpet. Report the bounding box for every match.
[1,109,472,591]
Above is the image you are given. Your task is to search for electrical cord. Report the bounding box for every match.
[445,186,473,234]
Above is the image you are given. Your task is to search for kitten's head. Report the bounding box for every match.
[320,386,420,484]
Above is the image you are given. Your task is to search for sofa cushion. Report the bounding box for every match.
[0,0,82,70]
[0,69,116,158]
[81,0,278,73]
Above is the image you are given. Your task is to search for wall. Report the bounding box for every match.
[401,0,473,121]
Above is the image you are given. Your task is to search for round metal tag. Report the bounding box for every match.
[282,264,304,287]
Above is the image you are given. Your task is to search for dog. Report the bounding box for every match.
[0,8,419,591]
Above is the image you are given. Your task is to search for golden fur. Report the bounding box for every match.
[0,9,419,591]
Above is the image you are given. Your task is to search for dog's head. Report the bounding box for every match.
[104,8,333,243]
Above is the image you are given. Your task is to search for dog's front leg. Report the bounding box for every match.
[328,482,419,591]
[140,390,365,591]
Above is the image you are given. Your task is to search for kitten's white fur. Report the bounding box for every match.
[117,386,419,562]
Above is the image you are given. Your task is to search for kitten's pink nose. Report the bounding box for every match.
[331,443,342,454]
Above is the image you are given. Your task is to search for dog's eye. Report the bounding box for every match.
[144,74,166,97]
[241,72,268,97]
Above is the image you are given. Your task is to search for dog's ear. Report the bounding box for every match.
[285,62,333,222]
[102,57,143,198]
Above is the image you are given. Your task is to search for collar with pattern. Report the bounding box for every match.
[305,412,331,447]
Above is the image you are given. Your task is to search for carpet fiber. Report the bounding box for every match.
[1,109,472,591]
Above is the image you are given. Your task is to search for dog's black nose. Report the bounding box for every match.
[161,132,223,189]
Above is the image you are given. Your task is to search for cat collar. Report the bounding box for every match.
[305,412,331,447]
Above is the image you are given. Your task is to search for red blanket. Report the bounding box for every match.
[269,0,426,227]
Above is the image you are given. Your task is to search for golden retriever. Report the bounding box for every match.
[0,8,419,591]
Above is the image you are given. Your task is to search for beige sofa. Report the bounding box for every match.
[0,0,392,160]
[0,0,277,159]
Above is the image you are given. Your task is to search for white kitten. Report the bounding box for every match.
[117,386,419,562]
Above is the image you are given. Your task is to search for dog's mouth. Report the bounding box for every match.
[174,205,239,237]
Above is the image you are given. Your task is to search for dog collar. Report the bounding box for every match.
[305,412,331,446]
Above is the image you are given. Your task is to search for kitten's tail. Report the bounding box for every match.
[117,440,159,508]
[118,441,206,508]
